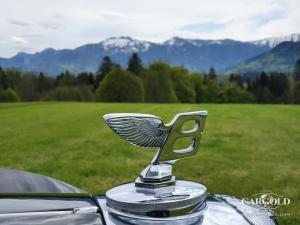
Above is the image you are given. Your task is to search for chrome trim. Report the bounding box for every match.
[107,204,206,221]
[0,206,98,217]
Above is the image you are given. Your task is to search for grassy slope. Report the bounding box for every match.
[227,42,300,74]
[0,102,299,224]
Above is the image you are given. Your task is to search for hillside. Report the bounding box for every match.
[227,41,300,73]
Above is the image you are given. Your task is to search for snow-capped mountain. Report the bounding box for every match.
[1,34,298,75]
[101,37,150,52]
[164,37,224,47]
[251,33,300,48]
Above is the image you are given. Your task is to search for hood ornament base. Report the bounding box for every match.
[135,163,175,194]
[106,180,207,216]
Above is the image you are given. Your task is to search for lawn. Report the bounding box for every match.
[0,102,299,224]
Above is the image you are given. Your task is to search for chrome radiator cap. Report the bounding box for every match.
[106,180,206,215]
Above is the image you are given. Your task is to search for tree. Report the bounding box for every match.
[144,62,177,103]
[16,73,38,101]
[76,72,94,86]
[189,73,206,103]
[268,73,290,103]
[252,72,271,103]
[36,72,54,96]
[229,73,243,87]
[293,59,300,81]
[58,70,75,86]
[43,86,95,102]
[127,53,144,76]
[4,68,22,89]
[208,67,217,80]
[95,56,116,88]
[203,74,208,85]
[0,67,8,89]
[0,88,20,102]
[293,59,300,103]
[260,72,269,87]
[219,82,254,103]
[204,79,220,102]
[96,68,144,102]
[169,67,195,103]
[246,78,253,92]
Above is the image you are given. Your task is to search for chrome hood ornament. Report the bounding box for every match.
[103,111,208,223]
[104,111,207,191]
[103,111,207,163]
[102,111,277,225]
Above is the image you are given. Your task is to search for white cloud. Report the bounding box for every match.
[10,36,27,44]
[0,0,299,57]
[9,19,31,27]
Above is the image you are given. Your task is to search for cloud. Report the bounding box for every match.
[181,23,225,33]
[10,36,27,44]
[98,10,135,20]
[39,21,61,30]
[14,46,35,52]
[9,19,31,27]
[0,0,299,57]
[249,10,286,26]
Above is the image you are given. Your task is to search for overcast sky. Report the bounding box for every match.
[0,0,299,57]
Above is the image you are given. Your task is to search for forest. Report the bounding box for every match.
[1,53,300,104]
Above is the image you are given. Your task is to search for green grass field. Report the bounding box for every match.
[0,102,299,224]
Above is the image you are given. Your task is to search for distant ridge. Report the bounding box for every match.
[251,33,300,48]
[0,34,299,75]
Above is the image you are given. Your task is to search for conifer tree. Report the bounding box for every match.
[208,67,217,80]
[95,56,115,88]
[127,53,143,76]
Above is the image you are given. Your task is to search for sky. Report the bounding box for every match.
[0,0,299,58]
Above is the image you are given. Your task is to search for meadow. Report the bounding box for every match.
[0,102,299,224]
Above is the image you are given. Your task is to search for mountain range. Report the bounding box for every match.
[0,34,299,75]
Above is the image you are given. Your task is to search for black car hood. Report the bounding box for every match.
[0,168,83,193]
